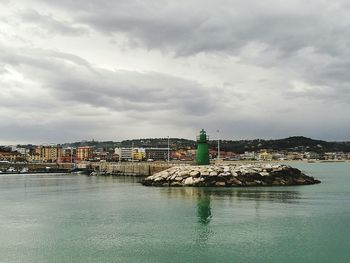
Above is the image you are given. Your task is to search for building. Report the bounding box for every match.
[115,148,132,161]
[133,149,145,161]
[57,148,77,163]
[258,150,272,161]
[35,145,63,162]
[0,150,23,162]
[240,151,257,160]
[145,148,169,161]
[77,146,93,161]
[304,152,320,160]
[115,148,145,161]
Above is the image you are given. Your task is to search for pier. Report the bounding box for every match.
[0,161,190,176]
[89,162,190,176]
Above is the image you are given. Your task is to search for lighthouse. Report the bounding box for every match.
[196,129,210,165]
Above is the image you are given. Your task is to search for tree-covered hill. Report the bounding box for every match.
[62,136,350,153]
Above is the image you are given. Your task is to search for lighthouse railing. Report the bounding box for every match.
[196,135,209,141]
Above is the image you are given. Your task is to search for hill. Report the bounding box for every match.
[62,136,350,153]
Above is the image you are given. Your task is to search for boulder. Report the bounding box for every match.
[184,177,194,186]
[190,171,200,177]
[141,163,321,187]
[209,171,218,176]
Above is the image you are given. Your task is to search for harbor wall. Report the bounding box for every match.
[0,162,191,176]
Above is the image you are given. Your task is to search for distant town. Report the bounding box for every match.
[1,136,350,164]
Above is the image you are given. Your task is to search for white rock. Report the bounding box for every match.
[170,174,177,180]
[179,170,189,177]
[190,171,200,177]
[223,166,230,172]
[193,178,201,184]
[184,177,194,185]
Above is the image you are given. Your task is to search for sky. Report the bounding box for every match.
[1,0,350,144]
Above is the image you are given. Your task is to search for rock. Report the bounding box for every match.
[184,177,194,186]
[294,178,306,184]
[192,178,202,185]
[170,182,183,187]
[216,182,226,186]
[230,178,242,185]
[179,170,189,177]
[169,174,177,181]
[141,163,321,187]
[201,171,210,176]
[190,171,200,177]
[158,171,169,179]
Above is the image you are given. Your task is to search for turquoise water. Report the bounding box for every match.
[0,163,349,263]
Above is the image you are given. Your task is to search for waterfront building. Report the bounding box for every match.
[115,148,132,161]
[27,152,43,163]
[258,150,273,161]
[286,152,303,160]
[58,148,77,163]
[0,150,23,162]
[77,146,94,161]
[304,152,320,160]
[35,145,63,163]
[240,151,257,160]
[133,149,145,161]
[115,148,146,161]
[145,148,170,161]
[272,152,287,160]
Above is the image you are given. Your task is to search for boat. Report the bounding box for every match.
[20,167,29,173]
[7,167,16,173]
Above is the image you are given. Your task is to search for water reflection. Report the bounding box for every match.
[195,191,213,245]
[164,187,301,205]
[163,187,302,245]
[163,187,302,224]
[197,193,212,225]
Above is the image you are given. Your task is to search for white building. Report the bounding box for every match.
[115,147,145,161]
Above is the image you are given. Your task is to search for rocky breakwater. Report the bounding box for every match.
[141,164,321,187]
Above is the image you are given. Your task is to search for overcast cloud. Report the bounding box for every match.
[1,0,350,144]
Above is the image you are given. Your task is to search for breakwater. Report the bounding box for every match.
[142,163,321,187]
[0,162,70,174]
[0,162,179,176]
[92,162,179,176]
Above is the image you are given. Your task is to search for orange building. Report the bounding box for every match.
[35,145,63,162]
[77,146,93,161]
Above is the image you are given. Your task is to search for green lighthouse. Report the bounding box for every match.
[196,129,210,165]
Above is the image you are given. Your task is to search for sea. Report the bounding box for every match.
[0,162,349,263]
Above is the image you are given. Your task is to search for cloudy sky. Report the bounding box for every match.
[1,0,350,144]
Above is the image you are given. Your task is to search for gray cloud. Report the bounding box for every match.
[18,9,89,36]
[36,0,350,56]
[0,43,226,143]
[32,1,350,105]
[1,0,350,143]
